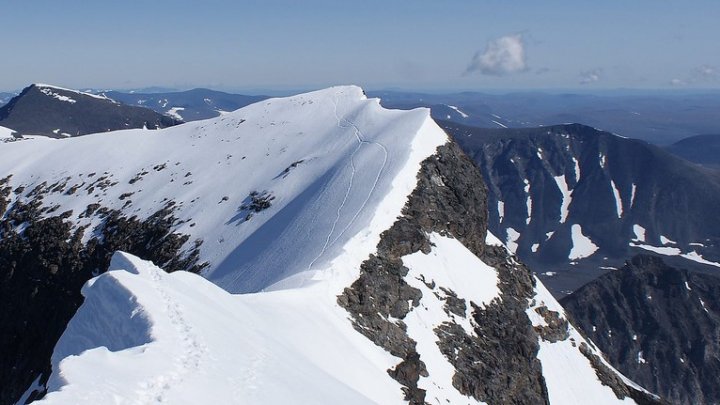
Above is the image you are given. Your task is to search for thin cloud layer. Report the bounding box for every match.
[465,34,527,76]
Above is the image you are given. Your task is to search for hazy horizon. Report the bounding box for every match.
[1,1,719,93]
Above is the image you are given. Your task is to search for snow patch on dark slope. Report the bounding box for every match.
[102,88,268,122]
[0,84,180,138]
[4,87,663,404]
[440,121,720,294]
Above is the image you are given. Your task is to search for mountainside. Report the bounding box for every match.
[561,255,720,405]
[1,87,662,404]
[102,88,268,121]
[665,133,720,168]
[0,84,180,137]
[440,121,720,294]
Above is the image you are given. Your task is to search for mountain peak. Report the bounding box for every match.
[0,83,181,137]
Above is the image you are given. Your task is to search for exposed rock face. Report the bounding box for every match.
[439,121,720,294]
[446,244,549,404]
[340,140,668,405]
[561,255,720,405]
[0,175,204,405]
[577,343,669,405]
[0,84,180,138]
[339,142,551,404]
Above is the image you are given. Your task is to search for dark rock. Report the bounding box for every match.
[439,121,720,294]
[561,255,720,405]
[533,306,569,343]
[0,187,205,405]
[340,142,553,404]
[0,84,181,138]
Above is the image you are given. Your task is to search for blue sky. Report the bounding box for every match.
[1,0,718,92]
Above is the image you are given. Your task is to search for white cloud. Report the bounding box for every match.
[579,69,602,84]
[465,34,527,76]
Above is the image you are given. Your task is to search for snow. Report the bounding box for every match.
[700,298,709,313]
[532,243,540,252]
[599,152,607,169]
[630,183,637,207]
[553,175,571,223]
[39,87,76,103]
[40,252,406,405]
[447,105,469,118]
[546,231,555,241]
[506,227,520,253]
[537,147,543,160]
[569,224,599,260]
[15,374,43,405]
[527,278,638,404]
[524,179,532,224]
[660,235,676,245]
[571,157,581,183]
[166,107,185,120]
[629,244,720,268]
[637,352,646,364]
[0,85,446,294]
[491,119,508,128]
[685,281,692,291]
[689,242,705,247]
[485,231,504,247]
[402,233,499,405]
[610,180,623,218]
[34,83,113,101]
[632,224,647,242]
[629,243,680,256]
[497,200,505,222]
[13,85,651,404]
[681,251,720,268]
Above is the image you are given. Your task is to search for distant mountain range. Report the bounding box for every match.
[0,84,180,137]
[440,121,720,294]
[373,90,720,145]
[561,255,720,405]
[99,88,268,121]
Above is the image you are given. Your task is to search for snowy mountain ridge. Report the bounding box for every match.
[2,86,663,404]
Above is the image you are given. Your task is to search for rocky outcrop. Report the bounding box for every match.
[561,255,720,405]
[339,141,551,404]
[441,244,549,404]
[0,178,205,405]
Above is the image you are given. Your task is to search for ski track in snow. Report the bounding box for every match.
[139,268,208,403]
[306,95,389,271]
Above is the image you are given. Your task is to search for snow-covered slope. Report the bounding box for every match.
[0,86,444,293]
[39,252,406,404]
[4,86,663,404]
[37,240,658,404]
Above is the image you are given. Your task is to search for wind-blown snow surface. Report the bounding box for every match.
[0,86,445,293]
[40,252,406,404]
[41,242,645,404]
